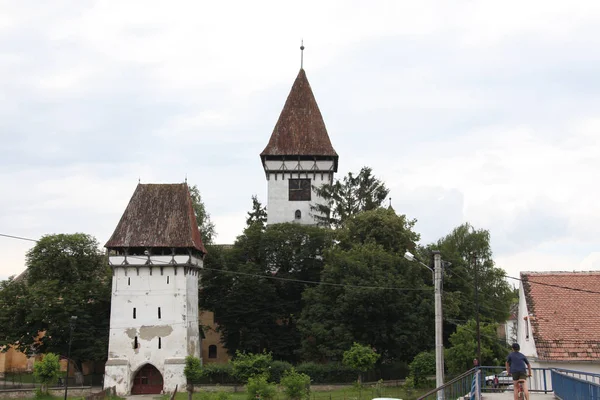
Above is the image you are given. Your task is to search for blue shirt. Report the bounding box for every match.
[506,351,530,373]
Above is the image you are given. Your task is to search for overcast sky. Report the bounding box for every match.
[1,0,599,283]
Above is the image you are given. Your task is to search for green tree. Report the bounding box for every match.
[298,208,430,364]
[424,223,514,331]
[445,320,509,374]
[33,352,61,394]
[246,195,268,228]
[311,166,389,228]
[342,342,380,384]
[408,351,435,388]
[0,234,111,367]
[280,368,311,400]
[189,184,216,244]
[184,356,204,400]
[199,222,332,362]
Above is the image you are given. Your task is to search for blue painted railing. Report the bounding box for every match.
[478,366,553,393]
[552,368,600,400]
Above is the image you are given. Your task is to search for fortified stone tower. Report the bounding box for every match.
[103,183,206,395]
[260,68,338,225]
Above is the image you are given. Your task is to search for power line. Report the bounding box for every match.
[0,233,37,242]
[505,275,600,295]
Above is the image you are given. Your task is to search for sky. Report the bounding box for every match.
[1,0,599,283]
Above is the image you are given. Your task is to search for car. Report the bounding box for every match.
[485,370,512,386]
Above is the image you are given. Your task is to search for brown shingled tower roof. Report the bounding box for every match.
[105,183,206,254]
[261,69,338,164]
[522,271,600,361]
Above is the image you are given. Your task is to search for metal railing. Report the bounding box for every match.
[417,368,479,400]
[478,366,552,393]
[552,368,600,400]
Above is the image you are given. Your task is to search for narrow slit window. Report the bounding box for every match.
[158,307,161,319]
[133,308,136,319]
[134,336,138,349]
[167,276,170,284]
[128,277,131,286]
[158,337,162,349]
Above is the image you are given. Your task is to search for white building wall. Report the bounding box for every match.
[265,162,334,225]
[517,283,538,359]
[104,259,202,395]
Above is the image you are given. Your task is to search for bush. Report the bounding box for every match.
[409,351,436,388]
[269,360,293,382]
[280,368,311,400]
[33,353,60,394]
[295,362,356,384]
[232,351,273,383]
[246,375,277,400]
[200,363,237,384]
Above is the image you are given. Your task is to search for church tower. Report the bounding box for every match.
[103,183,206,395]
[260,67,338,225]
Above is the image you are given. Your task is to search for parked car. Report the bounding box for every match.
[485,370,512,386]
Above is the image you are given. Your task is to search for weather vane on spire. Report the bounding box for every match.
[300,40,305,69]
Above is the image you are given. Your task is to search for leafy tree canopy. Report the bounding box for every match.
[298,209,430,364]
[445,319,509,374]
[34,353,61,394]
[246,195,268,228]
[311,166,389,228]
[424,223,514,326]
[0,233,111,365]
[189,184,216,245]
[342,342,380,383]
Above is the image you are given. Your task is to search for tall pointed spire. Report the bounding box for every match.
[300,40,305,69]
[260,69,338,165]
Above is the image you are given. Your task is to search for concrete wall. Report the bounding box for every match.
[104,259,202,395]
[265,161,334,225]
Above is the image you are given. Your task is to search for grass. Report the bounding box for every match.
[166,383,429,400]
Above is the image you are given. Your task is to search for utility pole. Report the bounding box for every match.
[473,253,482,366]
[64,316,77,400]
[433,251,444,400]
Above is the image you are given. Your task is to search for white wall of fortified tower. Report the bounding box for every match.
[104,255,202,395]
[265,159,334,225]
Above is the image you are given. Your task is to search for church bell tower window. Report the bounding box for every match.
[289,179,311,201]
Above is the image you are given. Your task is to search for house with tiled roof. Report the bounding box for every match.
[517,271,600,374]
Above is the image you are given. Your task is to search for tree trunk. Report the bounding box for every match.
[187,382,194,400]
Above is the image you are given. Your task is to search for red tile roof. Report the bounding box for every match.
[261,69,338,163]
[522,271,600,361]
[105,183,206,254]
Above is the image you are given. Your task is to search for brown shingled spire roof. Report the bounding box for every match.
[105,183,206,254]
[261,69,338,161]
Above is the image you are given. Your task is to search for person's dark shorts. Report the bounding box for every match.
[512,371,527,381]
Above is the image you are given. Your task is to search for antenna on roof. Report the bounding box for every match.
[300,40,305,69]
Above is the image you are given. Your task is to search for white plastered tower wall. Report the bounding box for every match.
[104,256,202,395]
[265,159,335,225]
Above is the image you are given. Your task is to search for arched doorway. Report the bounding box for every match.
[131,364,163,394]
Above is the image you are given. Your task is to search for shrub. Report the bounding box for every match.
[409,351,435,388]
[201,363,236,384]
[232,351,273,383]
[295,362,356,384]
[342,343,380,383]
[269,360,293,382]
[280,368,311,400]
[33,353,60,394]
[246,375,277,400]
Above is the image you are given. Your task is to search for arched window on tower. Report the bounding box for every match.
[208,345,217,359]
[295,210,301,220]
